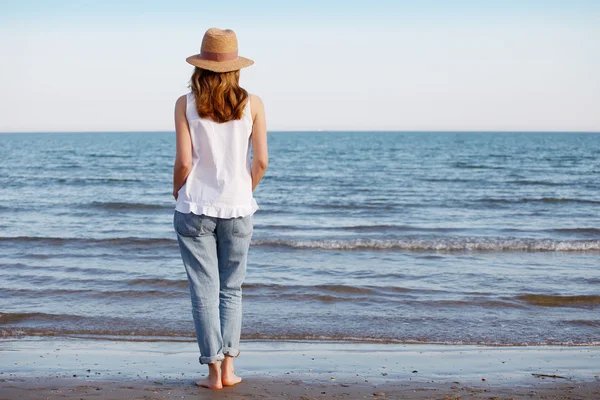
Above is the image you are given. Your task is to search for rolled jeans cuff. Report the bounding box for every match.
[199,353,225,365]
[223,346,240,358]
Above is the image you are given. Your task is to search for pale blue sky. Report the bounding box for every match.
[1,0,599,132]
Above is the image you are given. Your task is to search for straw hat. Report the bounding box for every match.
[186,28,254,73]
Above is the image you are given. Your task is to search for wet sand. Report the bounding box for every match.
[1,338,599,399]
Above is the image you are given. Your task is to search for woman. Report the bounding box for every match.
[172,28,268,390]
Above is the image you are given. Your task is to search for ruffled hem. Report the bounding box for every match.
[175,199,259,218]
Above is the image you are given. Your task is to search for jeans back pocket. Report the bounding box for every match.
[232,215,253,238]
[174,211,217,237]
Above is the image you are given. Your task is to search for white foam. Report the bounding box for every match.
[252,237,600,252]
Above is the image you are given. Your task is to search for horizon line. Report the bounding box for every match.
[1,129,600,134]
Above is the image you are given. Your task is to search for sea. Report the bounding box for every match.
[0,131,599,346]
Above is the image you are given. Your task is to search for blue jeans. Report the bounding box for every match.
[173,210,253,365]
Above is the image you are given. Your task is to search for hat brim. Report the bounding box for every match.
[186,55,254,73]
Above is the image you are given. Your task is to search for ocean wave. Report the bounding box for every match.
[3,235,600,252]
[507,180,568,187]
[451,162,505,169]
[318,203,396,211]
[244,283,419,294]
[126,277,188,289]
[337,225,460,232]
[566,320,600,327]
[0,311,88,324]
[255,224,462,233]
[478,197,600,205]
[0,263,140,278]
[86,153,132,158]
[52,177,142,185]
[514,294,600,308]
[243,292,529,307]
[251,237,600,252]
[240,333,600,346]
[89,201,171,211]
[241,283,421,302]
[1,325,597,346]
[0,287,182,299]
[421,177,477,183]
[552,228,600,235]
[0,281,418,300]
[0,236,176,248]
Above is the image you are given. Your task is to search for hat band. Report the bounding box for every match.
[200,49,239,62]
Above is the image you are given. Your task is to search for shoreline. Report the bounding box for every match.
[1,337,598,399]
[4,332,600,346]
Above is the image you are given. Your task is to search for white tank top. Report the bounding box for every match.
[175,92,259,218]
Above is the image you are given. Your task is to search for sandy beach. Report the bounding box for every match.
[1,338,598,399]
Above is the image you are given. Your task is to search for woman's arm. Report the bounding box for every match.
[173,95,193,200]
[250,94,268,192]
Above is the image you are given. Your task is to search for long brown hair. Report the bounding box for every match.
[189,67,249,123]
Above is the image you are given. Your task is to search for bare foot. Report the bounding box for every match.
[221,355,242,386]
[195,361,223,389]
[195,376,223,389]
[222,373,242,387]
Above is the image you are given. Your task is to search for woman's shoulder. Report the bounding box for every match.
[175,93,195,117]
[174,94,187,118]
[249,94,263,106]
[248,94,264,121]
[175,92,192,107]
